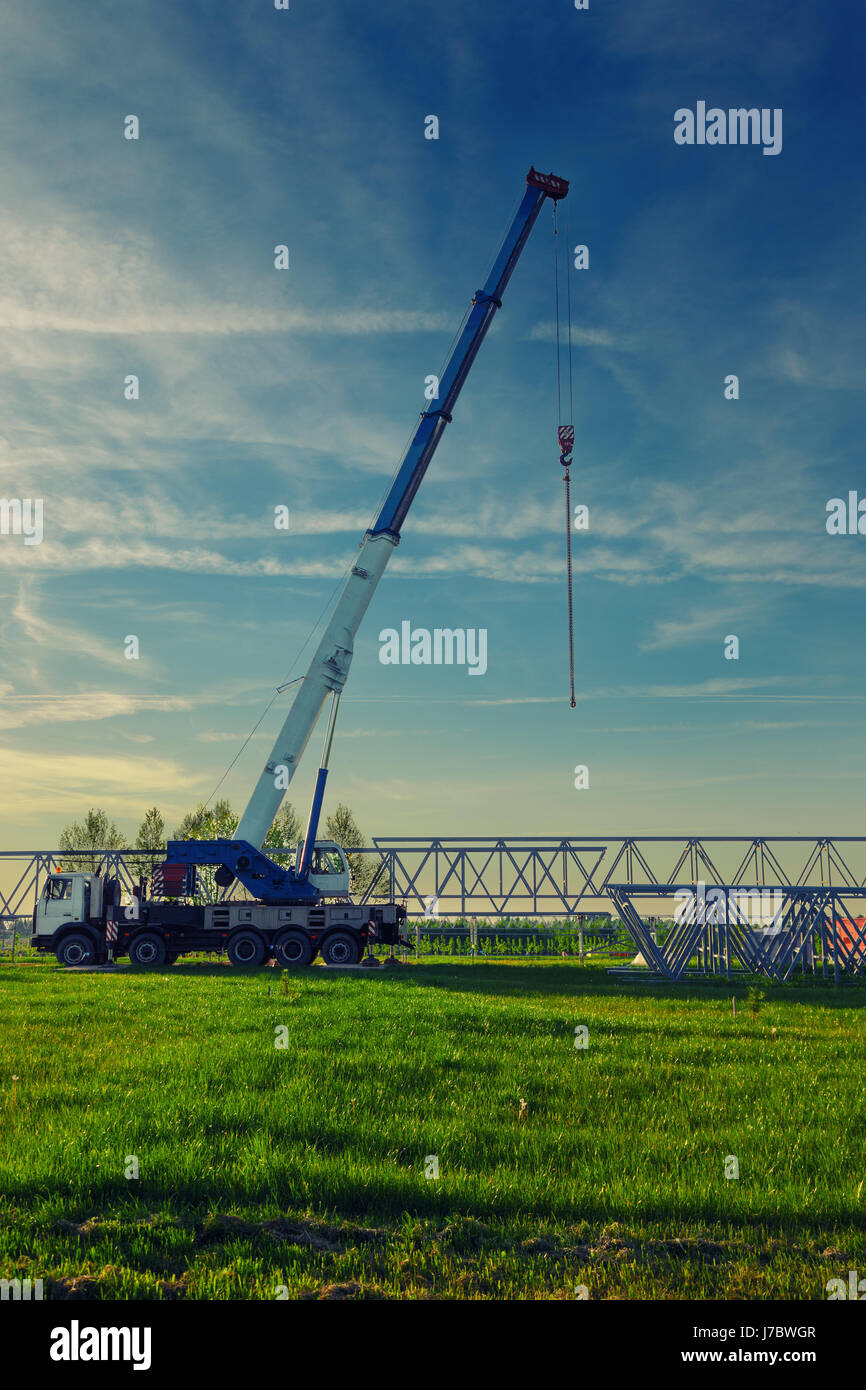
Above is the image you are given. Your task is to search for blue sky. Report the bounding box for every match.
[1,0,864,847]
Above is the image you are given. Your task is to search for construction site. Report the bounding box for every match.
[4,164,862,987]
[3,832,866,983]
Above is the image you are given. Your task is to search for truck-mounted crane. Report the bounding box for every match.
[31,167,569,969]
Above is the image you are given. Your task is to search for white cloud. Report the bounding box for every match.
[0,746,204,825]
[0,158,450,340]
[0,692,193,732]
[465,675,800,706]
[638,599,767,653]
[10,583,132,669]
[525,322,631,350]
[197,730,255,743]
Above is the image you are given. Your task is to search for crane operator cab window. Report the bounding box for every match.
[44,878,73,901]
[310,848,344,875]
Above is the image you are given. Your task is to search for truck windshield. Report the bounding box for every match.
[45,878,73,900]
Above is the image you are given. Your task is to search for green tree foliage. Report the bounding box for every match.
[129,807,167,879]
[264,803,303,868]
[58,808,125,872]
[173,798,237,842]
[136,807,166,851]
[173,799,301,853]
[324,803,389,898]
[324,803,365,851]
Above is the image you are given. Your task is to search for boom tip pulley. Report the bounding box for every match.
[527,167,570,200]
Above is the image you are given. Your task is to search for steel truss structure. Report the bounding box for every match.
[608,884,866,983]
[3,836,866,981]
[356,837,866,980]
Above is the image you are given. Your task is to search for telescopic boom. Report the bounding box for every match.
[235,168,569,852]
[167,168,568,901]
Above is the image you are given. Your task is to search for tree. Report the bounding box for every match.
[264,803,302,868]
[173,798,237,842]
[58,808,125,872]
[324,803,389,898]
[324,803,365,852]
[136,807,166,851]
[129,807,166,879]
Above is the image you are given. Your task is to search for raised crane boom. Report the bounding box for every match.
[236,168,568,850]
[166,168,568,902]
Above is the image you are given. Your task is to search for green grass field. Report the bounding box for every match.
[1,959,863,1299]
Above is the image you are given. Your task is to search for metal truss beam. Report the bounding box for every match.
[607,882,866,982]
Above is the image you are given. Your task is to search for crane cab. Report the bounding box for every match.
[300,840,351,897]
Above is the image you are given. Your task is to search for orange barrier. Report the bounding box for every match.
[833,916,866,960]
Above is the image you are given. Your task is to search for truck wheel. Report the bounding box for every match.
[321,932,360,967]
[274,930,313,969]
[129,933,167,967]
[227,930,266,967]
[56,933,95,967]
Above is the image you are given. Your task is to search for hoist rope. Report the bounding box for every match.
[553,201,577,708]
[564,468,576,709]
[565,201,575,427]
[553,201,562,427]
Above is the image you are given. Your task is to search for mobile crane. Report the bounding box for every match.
[32,167,570,970]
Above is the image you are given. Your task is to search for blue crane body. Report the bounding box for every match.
[31,168,569,970]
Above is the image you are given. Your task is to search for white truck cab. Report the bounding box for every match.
[35,873,102,935]
[32,872,110,963]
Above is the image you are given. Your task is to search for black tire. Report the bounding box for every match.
[164,951,179,965]
[227,929,266,968]
[56,932,96,967]
[274,930,313,969]
[129,933,167,967]
[321,931,360,967]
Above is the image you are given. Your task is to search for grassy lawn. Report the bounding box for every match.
[0,959,863,1299]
